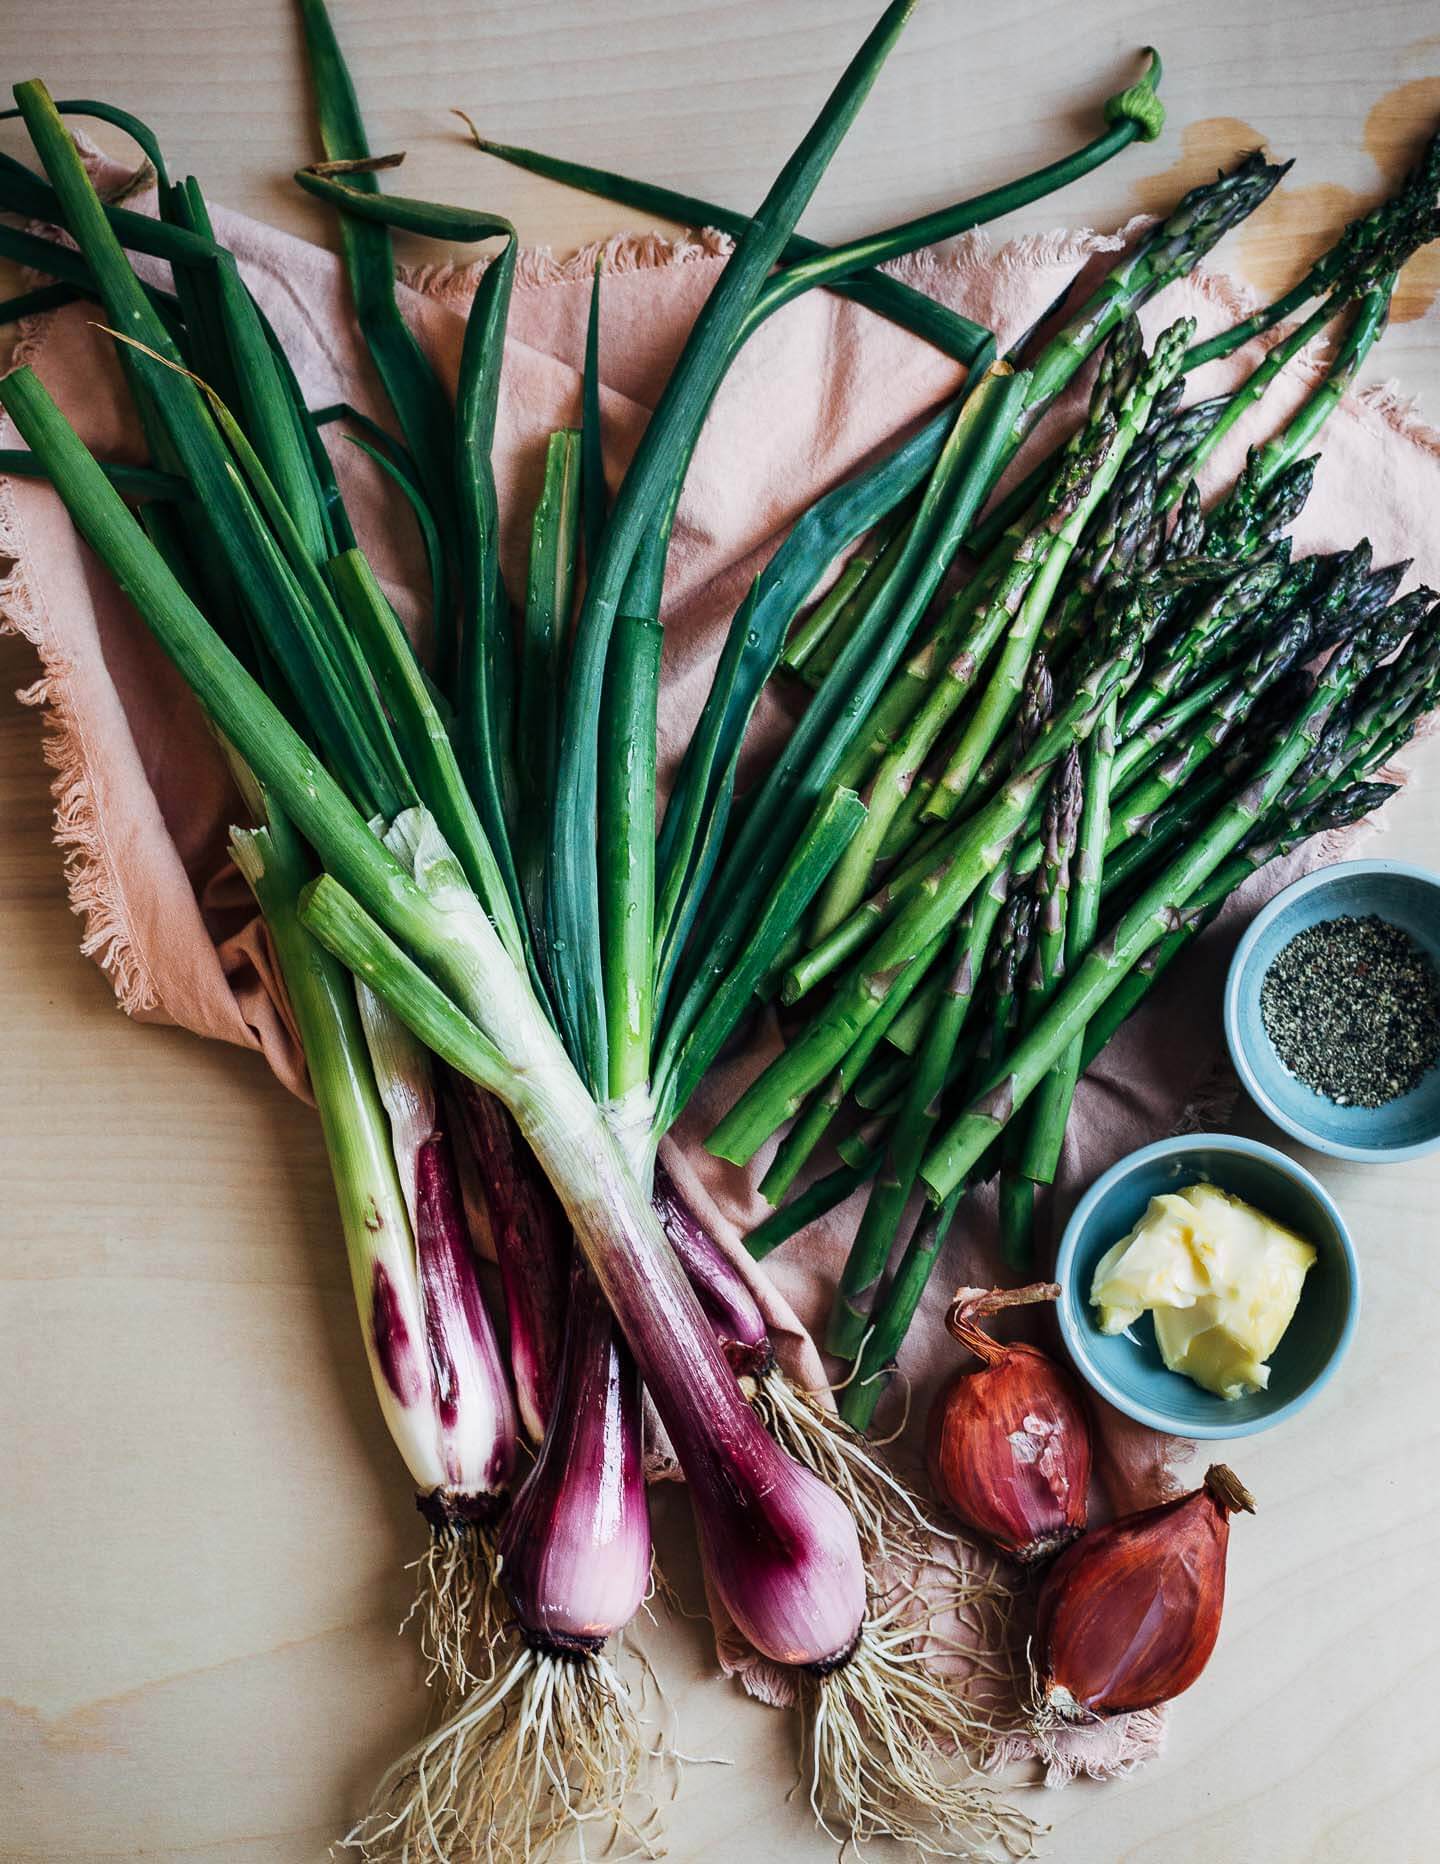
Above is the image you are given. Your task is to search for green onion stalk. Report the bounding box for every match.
[296,0,949,1604]
[540,90,1209,1108]
[2,9,1053,1851]
[0,85,541,1707]
[229,801,518,1707]
[351,1256,654,1864]
[463,50,1167,365]
[0,290,869,1864]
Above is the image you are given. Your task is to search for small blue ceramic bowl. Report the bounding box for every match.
[1224,859,1440,1162]
[1055,1134,1358,1439]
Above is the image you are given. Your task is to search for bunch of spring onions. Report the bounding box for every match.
[5,0,1436,1854]
[0,2,1199,1855]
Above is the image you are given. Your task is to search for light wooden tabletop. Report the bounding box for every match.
[3,3,1439,1860]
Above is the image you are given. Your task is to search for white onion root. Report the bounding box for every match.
[402,1521,504,1711]
[746,1368,943,1565]
[345,1639,661,1863]
[801,1606,1043,1861]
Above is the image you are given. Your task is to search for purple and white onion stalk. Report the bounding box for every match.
[231,810,518,1703]
[652,1161,774,1379]
[608,1096,943,1566]
[303,814,1034,1849]
[654,1163,946,1563]
[362,810,870,1667]
[351,1258,656,1864]
[450,1076,568,1443]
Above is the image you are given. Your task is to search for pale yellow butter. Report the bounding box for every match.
[1089,1182,1317,1401]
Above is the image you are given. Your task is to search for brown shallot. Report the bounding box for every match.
[925,1283,1093,1563]
[1034,1463,1256,1720]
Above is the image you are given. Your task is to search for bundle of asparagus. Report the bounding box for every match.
[709,137,1440,1429]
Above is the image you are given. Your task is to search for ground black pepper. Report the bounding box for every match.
[1259,913,1440,1107]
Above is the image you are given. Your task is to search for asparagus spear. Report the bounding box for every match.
[845,720,1413,1418]
[1184,121,1440,369]
[1248,279,1397,488]
[1119,546,1295,732]
[1020,153,1288,413]
[1163,478,1206,560]
[1160,294,1345,503]
[1001,747,1081,1264]
[708,581,1169,1170]
[763,159,1286,869]
[1104,610,1322,849]
[1022,695,1116,1184]
[813,321,1163,932]
[745,1155,879,1262]
[1079,778,1405,1063]
[783,555,875,679]
[922,320,1191,825]
[758,928,947,1204]
[825,879,1006,1357]
[839,1188,964,1430]
[935,877,1038,1284]
[973,134,1439,550]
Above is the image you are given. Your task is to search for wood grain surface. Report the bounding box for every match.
[2,2,1438,1859]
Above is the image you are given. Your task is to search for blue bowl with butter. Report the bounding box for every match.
[1223,859,1440,1162]
[1055,1134,1359,1438]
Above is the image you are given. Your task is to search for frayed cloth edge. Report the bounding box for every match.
[0,307,161,1016]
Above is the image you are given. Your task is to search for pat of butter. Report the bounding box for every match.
[1089,1182,1316,1402]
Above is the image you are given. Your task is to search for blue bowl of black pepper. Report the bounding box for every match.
[1224,859,1440,1161]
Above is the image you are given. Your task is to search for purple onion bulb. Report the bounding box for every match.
[499,1261,651,1649]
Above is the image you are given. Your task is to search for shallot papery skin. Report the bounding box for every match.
[925,1285,1092,1563]
[1035,1463,1255,1719]
[927,1342,1091,1562]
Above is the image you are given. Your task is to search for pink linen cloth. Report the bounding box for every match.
[5,145,1439,1784]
